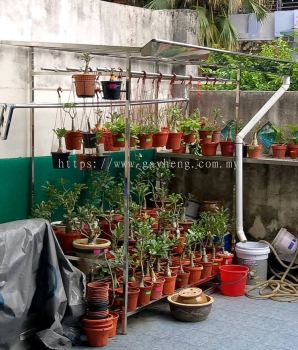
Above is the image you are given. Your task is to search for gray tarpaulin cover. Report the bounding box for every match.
[0,219,85,349]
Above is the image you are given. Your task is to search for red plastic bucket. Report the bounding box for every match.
[219,265,249,297]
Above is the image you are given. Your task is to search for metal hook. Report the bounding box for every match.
[142,70,147,83]
[206,76,209,85]
[213,78,217,86]
[181,79,185,85]
[188,75,193,85]
[170,73,177,85]
[118,67,123,80]
[57,87,62,98]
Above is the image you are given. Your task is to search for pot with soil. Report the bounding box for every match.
[199,130,213,144]
[65,130,82,150]
[152,131,169,147]
[73,74,97,98]
[201,261,213,279]
[176,270,190,289]
[184,264,203,284]
[137,281,153,306]
[102,81,122,100]
[201,142,218,156]
[247,145,262,159]
[163,273,177,295]
[220,141,235,157]
[166,132,183,150]
[212,130,221,143]
[272,144,287,159]
[151,278,165,300]
[138,134,153,149]
[211,257,223,275]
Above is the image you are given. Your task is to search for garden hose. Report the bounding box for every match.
[245,240,298,302]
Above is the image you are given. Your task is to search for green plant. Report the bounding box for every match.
[63,103,77,131]
[273,125,287,145]
[286,124,298,144]
[80,52,93,73]
[165,106,183,132]
[31,201,54,222]
[131,181,152,214]
[211,107,225,130]
[75,205,102,244]
[185,221,207,267]
[178,118,201,135]
[87,172,115,210]
[53,128,67,153]
[105,180,125,214]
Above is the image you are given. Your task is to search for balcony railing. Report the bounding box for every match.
[273,0,298,10]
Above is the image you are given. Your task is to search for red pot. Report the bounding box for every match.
[247,145,262,159]
[173,145,186,154]
[170,265,180,274]
[166,132,183,150]
[82,316,113,329]
[201,261,213,279]
[290,150,297,159]
[272,144,287,159]
[54,229,82,253]
[199,130,213,143]
[217,253,234,265]
[128,287,140,311]
[220,141,235,157]
[65,131,82,150]
[104,131,120,151]
[201,142,218,156]
[112,133,125,147]
[179,221,193,233]
[183,133,196,144]
[212,131,221,143]
[211,257,223,275]
[137,282,153,306]
[184,264,203,284]
[108,312,119,338]
[141,208,158,218]
[138,134,153,149]
[287,143,298,157]
[163,273,177,295]
[153,131,169,147]
[84,325,113,347]
[151,278,165,300]
[176,271,190,288]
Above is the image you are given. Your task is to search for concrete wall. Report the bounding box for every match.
[0,0,198,158]
[169,90,298,241]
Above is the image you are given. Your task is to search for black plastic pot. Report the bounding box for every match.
[82,132,97,148]
[91,155,109,171]
[51,152,70,169]
[243,144,248,158]
[101,81,122,100]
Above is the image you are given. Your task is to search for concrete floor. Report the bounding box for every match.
[76,293,298,350]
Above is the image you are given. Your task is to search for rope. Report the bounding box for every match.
[245,240,298,302]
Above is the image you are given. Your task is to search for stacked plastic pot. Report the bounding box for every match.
[83,281,119,347]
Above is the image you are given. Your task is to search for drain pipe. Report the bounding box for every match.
[236,76,290,243]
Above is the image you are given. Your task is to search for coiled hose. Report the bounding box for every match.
[245,240,298,302]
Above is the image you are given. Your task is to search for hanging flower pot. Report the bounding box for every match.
[65,131,82,150]
[82,132,97,148]
[201,142,218,156]
[138,134,153,149]
[163,273,177,295]
[184,264,203,284]
[199,130,213,144]
[151,278,165,300]
[272,144,287,159]
[112,133,125,147]
[153,131,169,147]
[247,145,262,159]
[101,81,122,100]
[73,74,97,98]
[176,271,190,289]
[201,261,213,279]
[137,281,153,306]
[212,130,221,143]
[183,133,196,144]
[51,152,70,169]
[220,141,235,157]
[166,132,183,150]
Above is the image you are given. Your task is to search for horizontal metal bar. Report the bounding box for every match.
[31,87,72,91]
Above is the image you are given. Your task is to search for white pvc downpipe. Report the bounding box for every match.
[236,76,290,242]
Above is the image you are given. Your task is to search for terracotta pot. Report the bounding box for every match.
[104,131,120,151]
[201,261,213,279]
[199,200,223,213]
[141,208,158,218]
[82,316,113,329]
[112,133,125,147]
[272,144,287,159]
[220,141,235,157]
[201,142,218,156]
[287,143,298,157]
[184,264,203,284]
[84,325,113,347]
[212,130,221,143]
[217,253,234,265]
[153,131,169,147]
[194,256,202,264]
[211,257,223,275]
[199,130,213,143]
[128,287,140,311]
[176,271,190,289]
[247,145,262,159]
[183,133,196,144]
[109,312,119,338]
[138,133,153,149]
[65,131,82,150]
[163,273,177,295]
[137,281,153,306]
[166,132,183,150]
[170,265,180,274]
[290,150,297,159]
[151,278,165,300]
[54,229,82,253]
[73,74,97,98]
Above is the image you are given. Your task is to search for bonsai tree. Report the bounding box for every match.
[165,193,184,236]
[110,221,124,250]
[131,181,152,215]
[53,128,67,153]
[75,204,102,244]
[184,221,207,267]
[63,103,77,131]
[80,52,93,73]
[210,107,225,131]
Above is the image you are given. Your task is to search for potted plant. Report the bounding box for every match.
[220,119,243,157]
[286,124,298,158]
[199,116,214,144]
[247,131,262,159]
[105,113,125,147]
[73,53,97,98]
[101,69,122,100]
[51,128,70,169]
[152,113,169,147]
[272,125,287,159]
[64,103,82,150]
[131,181,152,216]
[137,118,157,149]
[165,106,183,150]
[178,116,201,144]
[211,108,224,143]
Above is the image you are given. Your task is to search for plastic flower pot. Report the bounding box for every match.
[163,273,177,295]
[108,312,119,338]
[201,261,213,279]
[184,264,203,284]
[272,144,287,159]
[73,74,97,98]
[183,133,196,144]
[219,264,249,297]
[176,271,190,288]
[151,278,165,300]
[290,150,297,159]
[170,265,180,274]
[51,152,70,169]
[84,325,113,347]
[138,134,153,149]
[82,132,97,148]
[65,130,82,150]
[103,131,120,151]
[54,229,82,253]
[101,81,122,100]
[82,316,113,329]
[153,131,169,147]
[211,257,223,275]
[288,143,298,157]
[199,130,213,143]
[137,281,153,306]
[127,287,140,311]
[247,145,262,159]
[212,130,221,143]
[220,141,235,157]
[201,142,218,156]
[166,132,183,150]
[76,154,93,171]
[112,133,125,147]
[217,253,234,265]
